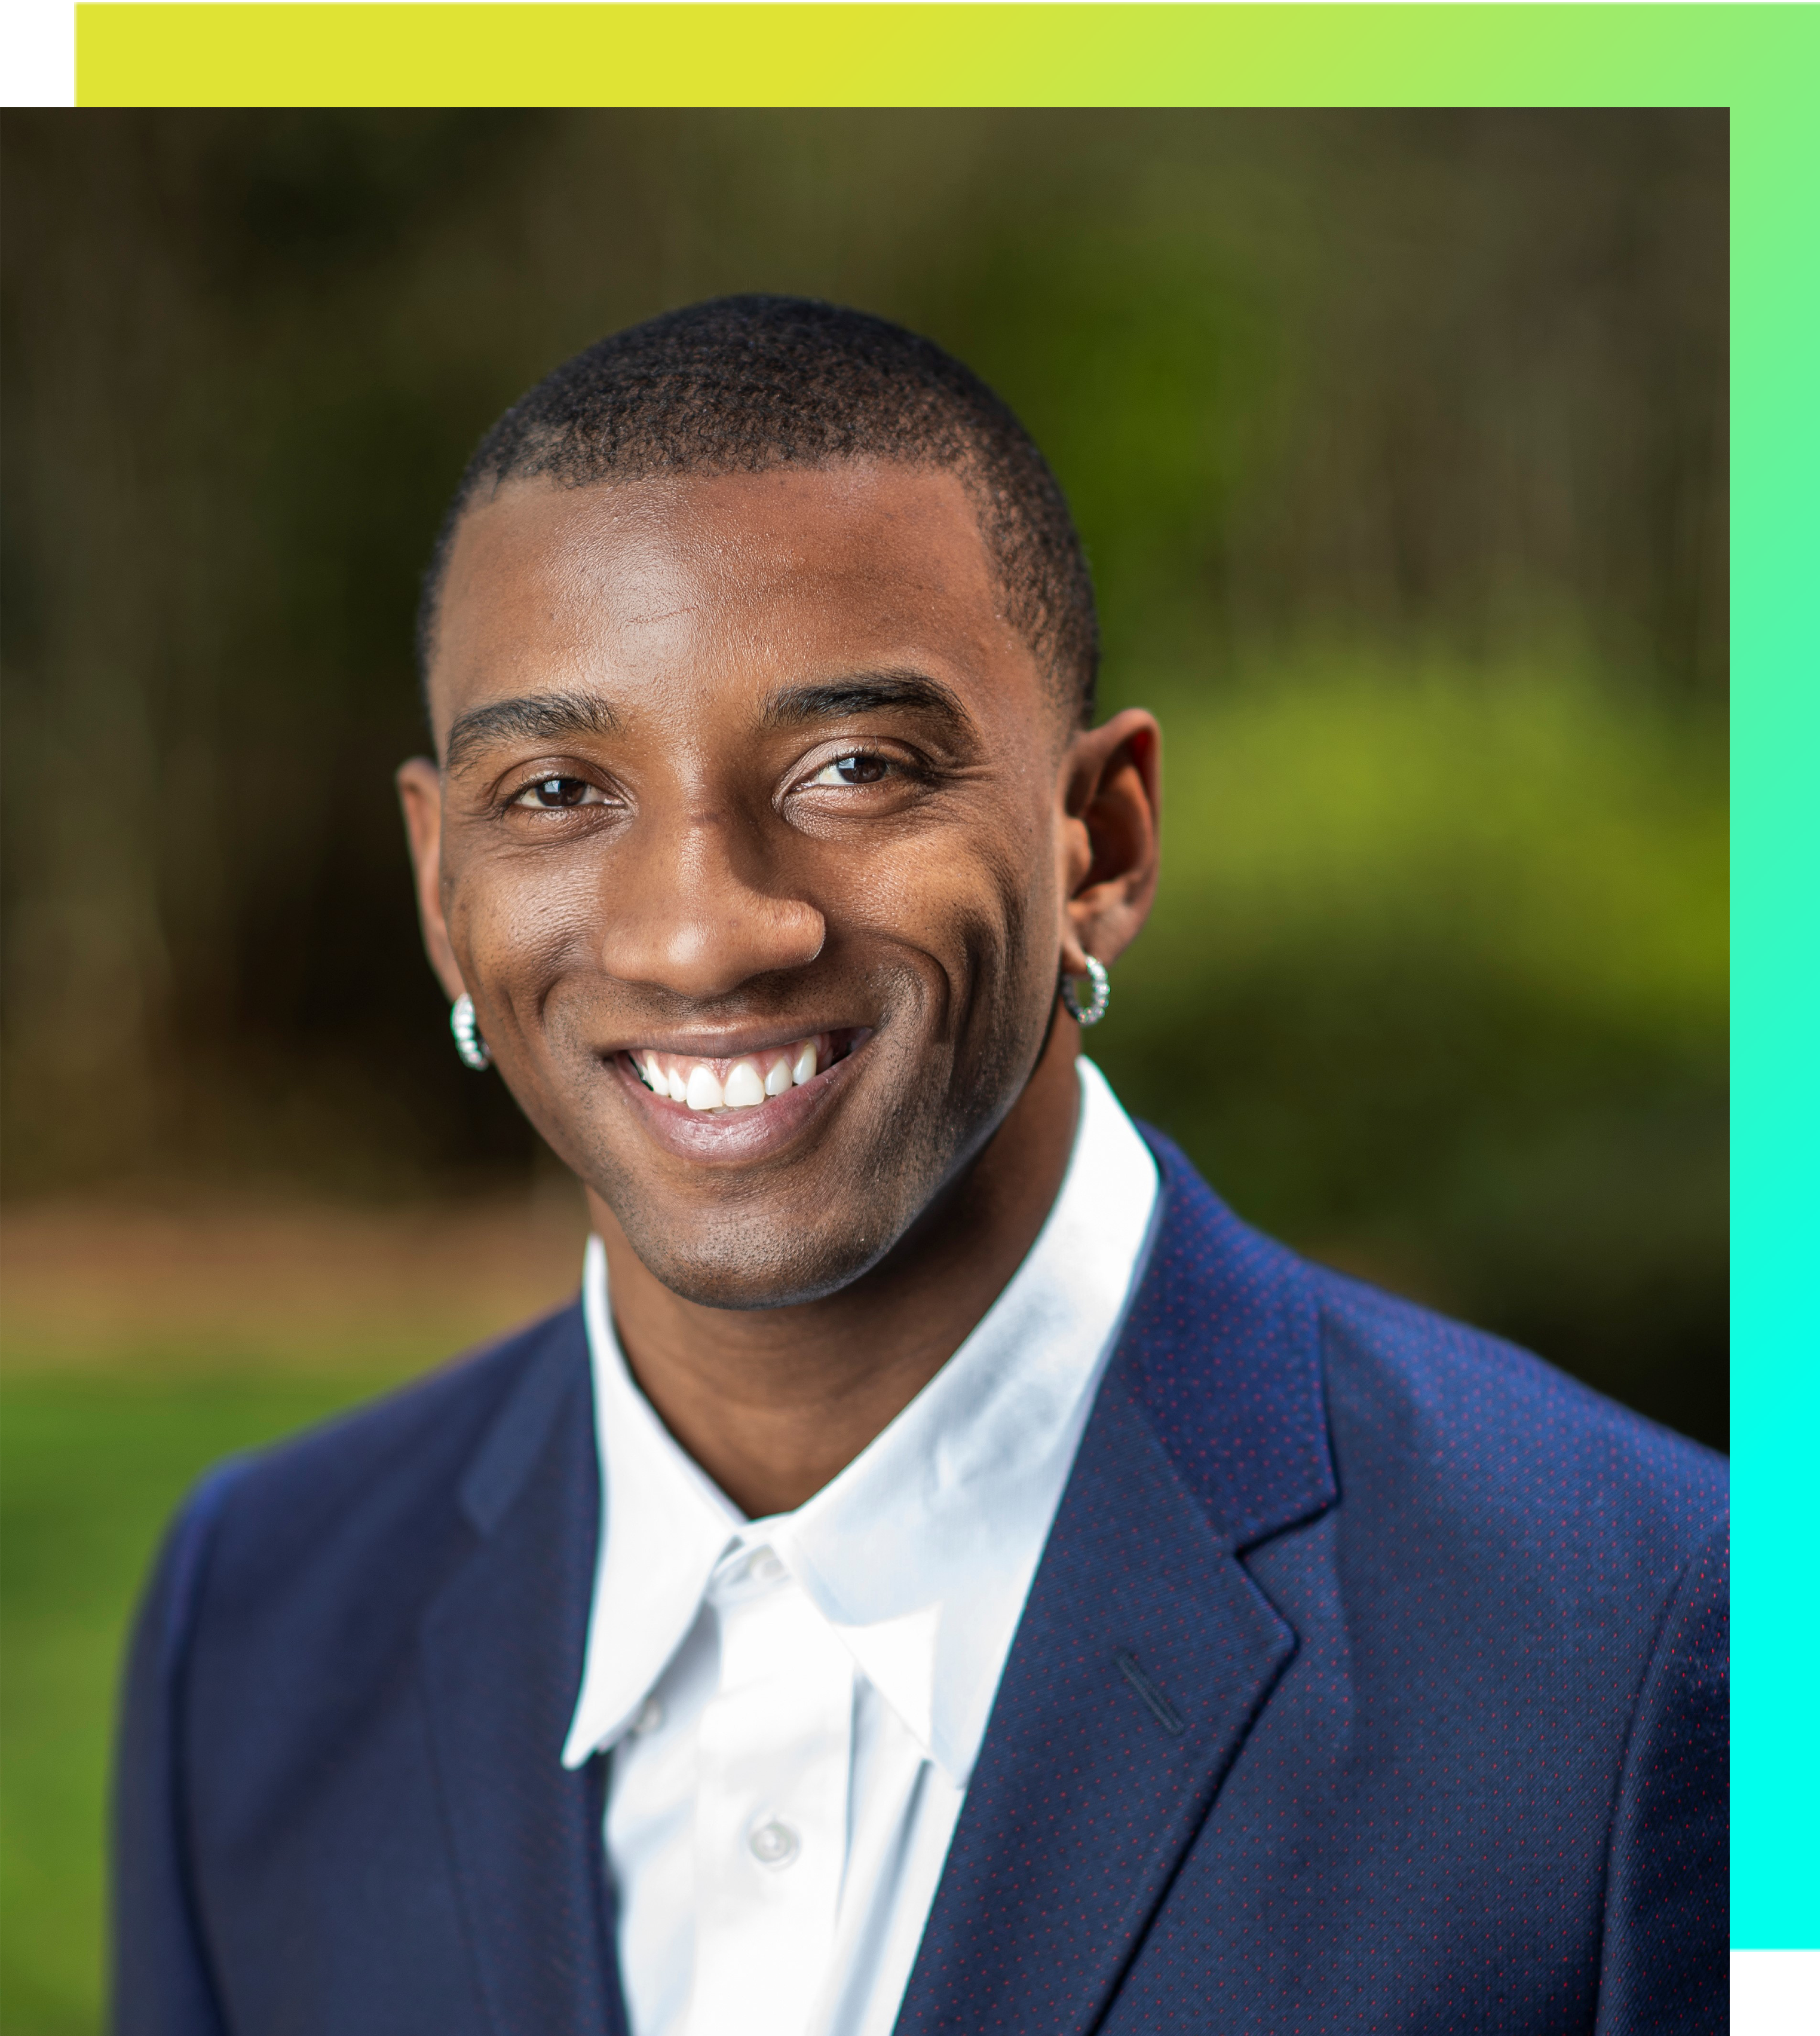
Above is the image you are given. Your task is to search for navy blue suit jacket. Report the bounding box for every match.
[114,1135,1727,2033]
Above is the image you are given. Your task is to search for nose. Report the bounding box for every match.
[602,805,826,1001]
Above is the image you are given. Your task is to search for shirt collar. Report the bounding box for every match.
[563,1057,1160,1784]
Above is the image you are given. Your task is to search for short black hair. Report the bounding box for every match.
[416,295,1098,722]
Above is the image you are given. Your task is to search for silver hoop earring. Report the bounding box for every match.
[1060,954,1110,1028]
[450,993,492,1071]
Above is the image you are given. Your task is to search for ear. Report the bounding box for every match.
[1055,708,1162,976]
[396,758,467,1004]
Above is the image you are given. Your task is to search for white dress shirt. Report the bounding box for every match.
[562,1057,1160,2036]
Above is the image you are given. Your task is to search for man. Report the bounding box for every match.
[114,297,1726,2034]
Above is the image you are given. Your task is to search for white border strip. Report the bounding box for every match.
[1735,1951,1820,2033]
[3,0,74,106]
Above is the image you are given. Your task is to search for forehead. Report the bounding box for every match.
[428,461,1042,738]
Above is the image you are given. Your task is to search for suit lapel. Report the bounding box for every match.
[896,1136,1338,2036]
[416,1308,625,2036]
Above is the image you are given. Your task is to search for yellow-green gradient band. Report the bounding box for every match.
[75,2,1797,110]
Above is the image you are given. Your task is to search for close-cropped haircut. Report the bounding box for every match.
[416,295,1099,723]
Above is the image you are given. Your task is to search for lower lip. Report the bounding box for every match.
[610,1034,871,1164]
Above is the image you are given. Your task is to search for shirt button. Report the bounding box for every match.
[631,1695,663,1738]
[747,1817,800,1869]
[750,1550,785,1584]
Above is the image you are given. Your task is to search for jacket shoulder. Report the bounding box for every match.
[177,1300,589,1615]
[1132,1126,1724,1580]
[1310,1259,1726,1541]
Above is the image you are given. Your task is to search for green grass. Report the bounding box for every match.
[0,1373,397,2036]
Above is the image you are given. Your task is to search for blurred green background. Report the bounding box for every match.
[1,110,1725,2032]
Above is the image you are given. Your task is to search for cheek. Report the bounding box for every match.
[840,815,1047,962]
[896,829,1061,1044]
[444,851,600,1000]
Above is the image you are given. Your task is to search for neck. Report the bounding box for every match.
[586,1028,1081,1517]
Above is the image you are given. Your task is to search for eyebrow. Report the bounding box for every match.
[442,671,971,770]
[443,691,620,771]
[759,672,972,733]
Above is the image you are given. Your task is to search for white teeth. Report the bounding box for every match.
[685,1066,725,1110]
[639,1035,836,1109]
[722,1060,765,1108]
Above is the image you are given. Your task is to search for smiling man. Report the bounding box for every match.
[114,299,1726,2036]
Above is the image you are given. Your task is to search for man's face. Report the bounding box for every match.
[406,461,1098,1309]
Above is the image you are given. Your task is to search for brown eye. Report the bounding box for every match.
[513,776,603,809]
[811,755,890,787]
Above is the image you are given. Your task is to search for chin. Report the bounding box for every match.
[614,1201,903,1312]
[592,1094,969,1310]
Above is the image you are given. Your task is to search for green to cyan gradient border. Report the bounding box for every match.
[1729,0,1819,1957]
[72,0,1818,1949]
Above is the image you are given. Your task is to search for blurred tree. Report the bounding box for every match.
[0,110,1726,1440]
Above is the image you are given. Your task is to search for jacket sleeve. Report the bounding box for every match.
[111,1465,244,2036]
[1594,1516,1729,2035]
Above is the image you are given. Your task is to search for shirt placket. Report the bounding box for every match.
[687,1542,854,2036]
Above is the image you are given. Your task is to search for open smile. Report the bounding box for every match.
[627,1029,863,1112]
[611,1028,871,1161]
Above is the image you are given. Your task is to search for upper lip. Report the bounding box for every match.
[602,1023,866,1062]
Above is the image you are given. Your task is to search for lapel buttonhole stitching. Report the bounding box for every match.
[1114,1649,1185,1736]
